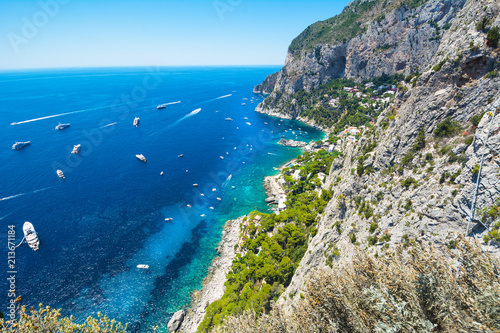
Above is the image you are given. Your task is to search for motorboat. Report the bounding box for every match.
[225,118,233,121]
[160,171,164,176]
[220,156,224,160]
[157,104,167,109]
[136,154,147,162]
[55,123,70,130]
[12,141,30,150]
[165,218,173,221]
[57,170,65,179]
[137,264,149,269]
[246,122,251,126]
[192,184,199,187]
[216,197,222,201]
[71,144,81,154]
[133,117,140,127]
[178,154,184,158]
[23,222,39,251]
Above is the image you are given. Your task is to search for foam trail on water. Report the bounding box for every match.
[267,152,279,156]
[163,101,181,106]
[168,108,202,128]
[215,94,232,100]
[0,187,53,202]
[0,213,12,221]
[11,103,130,125]
[100,122,117,128]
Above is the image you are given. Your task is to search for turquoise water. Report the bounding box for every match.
[0,67,323,332]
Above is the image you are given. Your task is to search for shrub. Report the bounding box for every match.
[434,117,462,138]
[0,305,128,332]
[476,17,491,32]
[485,70,498,79]
[401,177,417,189]
[487,26,499,47]
[403,199,413,211]
[214,237,500,333]
[432,58,447,71]
[472,164,480,176]
[464,136,474,145]
[369,222,378,233]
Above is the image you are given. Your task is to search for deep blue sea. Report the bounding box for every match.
[0,67,323,332]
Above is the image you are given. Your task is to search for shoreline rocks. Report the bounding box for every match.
[178,217,244,333]
[277,138,307,147]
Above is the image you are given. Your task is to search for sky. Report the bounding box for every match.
[0,0,351,69]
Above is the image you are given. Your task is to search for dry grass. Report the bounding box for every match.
[213,236,500,333]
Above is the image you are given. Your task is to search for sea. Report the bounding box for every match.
[0,67,324,332]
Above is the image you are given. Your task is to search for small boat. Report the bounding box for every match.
[55,123,70,130]
[178,154,184,158]
[226,152,229,155]
[241,103,246,105]
[192,184,199,187]
[246,122,251,126]
[57,170,65,179]
[71,144,81,154]
[165,218,173,221]
[23,222,39,251]
[201,193,205,196]
[216,197,222,201]
[12,141,30,150]
[220,156,224,160]
[187,204,192,208]
[225,118,233,121]
[200,214,205,217]
[136,154,147,162]
[137,264,149,269]
[209,206,214,210]
[133,117,140,127]
[264,122,268,125]
[212,188,216,192]
[244,117,248,120]
[157,104,167,109]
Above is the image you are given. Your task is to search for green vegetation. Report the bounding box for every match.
[401,177,417,189]
[0,305,127,332]
[485,70,498,79]
[487,26,499,48]
[198,150,338,332]
[470,113,484,127]
[214,237,500,333]
[476,17,491,32]
[432,58,447,71]
[433,117,462,138]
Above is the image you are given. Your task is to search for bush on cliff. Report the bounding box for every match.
[214,237,500,333]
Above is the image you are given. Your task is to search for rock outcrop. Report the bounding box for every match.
[167,310,185,332]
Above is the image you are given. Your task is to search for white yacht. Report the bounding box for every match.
[57,170,65,179]
[71,144,81,154]
[137,264,149,269]
[136,154,147,162]
[55,123,70,130]
[133,117,140,127]
[12,141,30,150]
[23,222,39,251]
[225,118,233,121]
[157,104,167,109]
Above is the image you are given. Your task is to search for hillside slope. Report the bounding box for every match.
[258,0,500,311]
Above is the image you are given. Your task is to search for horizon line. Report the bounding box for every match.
[0,64,284,72]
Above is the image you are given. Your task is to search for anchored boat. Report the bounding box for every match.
[133,117,140,127]
[55,123,70,130]
[12,141,30,150]
[57,169,65,178]
[23,222,39,251]
[71,144,81,154]
[137,264,149,269]
[136,154,147,162]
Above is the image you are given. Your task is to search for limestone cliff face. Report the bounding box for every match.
[255,0,469,119]
[267,0,500,307]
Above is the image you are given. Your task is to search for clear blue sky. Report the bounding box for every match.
[0,0,350,69]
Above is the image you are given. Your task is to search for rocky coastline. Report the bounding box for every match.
[178,217,243,333]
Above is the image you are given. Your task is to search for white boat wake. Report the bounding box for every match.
[215,94,232,100]
[169,108,202,127]
[0,213,12,221]
[11,103,131,126]
[162,101,181,106]
[0,187,54,202]
[100,122,117,128]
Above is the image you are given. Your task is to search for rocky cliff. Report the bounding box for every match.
[265,0,500,308]
[255,0,479,121]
